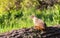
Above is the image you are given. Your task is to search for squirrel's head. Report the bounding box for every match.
[30,15,36,19]
[31,15,35,18]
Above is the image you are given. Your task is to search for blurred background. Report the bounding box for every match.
[0,0,60,33]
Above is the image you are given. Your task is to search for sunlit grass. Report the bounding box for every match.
[0,4,60,33]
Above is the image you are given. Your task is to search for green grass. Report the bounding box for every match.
[0,4,60,33]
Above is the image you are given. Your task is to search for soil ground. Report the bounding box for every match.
[0,25,60,38]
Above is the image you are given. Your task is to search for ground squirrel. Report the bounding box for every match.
[31,15,46,31]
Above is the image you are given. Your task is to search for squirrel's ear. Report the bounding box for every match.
[30,14,35,18]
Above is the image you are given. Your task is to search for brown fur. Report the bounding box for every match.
[31,15,46,31]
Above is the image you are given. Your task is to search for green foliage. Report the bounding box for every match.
[0,0,60,33]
